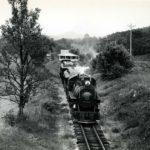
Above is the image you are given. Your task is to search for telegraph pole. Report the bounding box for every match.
[128,24,135,56]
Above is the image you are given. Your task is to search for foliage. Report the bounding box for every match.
[96,26,150,55]
[55,35,98,63]
[4,110,16,126]
[55,35,96,64]
[0,0,53,117]
[96,63,150,149]
[55,38,72,51]
[90,56,98,71]
[92,43,133,80]
[70,48,80,55]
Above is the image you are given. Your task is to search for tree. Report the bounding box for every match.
[0,0,51,117]
[95,43,133,80]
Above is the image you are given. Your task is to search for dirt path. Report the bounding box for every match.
[56,86,78,150]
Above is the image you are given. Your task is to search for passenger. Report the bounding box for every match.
[64,68,70,79]
[63,68,70,86]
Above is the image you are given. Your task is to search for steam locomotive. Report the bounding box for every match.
[66,74,100,123]
[59,50,100,123]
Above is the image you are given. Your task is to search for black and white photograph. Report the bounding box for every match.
[0,0,150,149]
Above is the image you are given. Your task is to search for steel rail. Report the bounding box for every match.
[80,124,91,150]
[93,126,106,150]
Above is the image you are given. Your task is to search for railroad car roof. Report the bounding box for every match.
[58,53,78,56]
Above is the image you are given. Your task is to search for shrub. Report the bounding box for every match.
[4,110,16,126]
[90,56,97,71]
[4,110,29,126]
[96,43,133,80]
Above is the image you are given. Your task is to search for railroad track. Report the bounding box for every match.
[74,123,109,150]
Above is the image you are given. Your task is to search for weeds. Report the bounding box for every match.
[96,60,150,149]
[62,133,75,139]
[4,110,16,126]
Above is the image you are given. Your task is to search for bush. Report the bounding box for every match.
[95,43,134,80]
[90,56,97,71]
[4,110,29,126]
[4,110,16,126]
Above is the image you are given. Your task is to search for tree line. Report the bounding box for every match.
[96,26,150,55]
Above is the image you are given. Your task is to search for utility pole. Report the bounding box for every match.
[128,24,135,56]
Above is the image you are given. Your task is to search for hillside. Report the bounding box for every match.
[51,32,83,40]
[95,55,150,149]
[97,26,150,55]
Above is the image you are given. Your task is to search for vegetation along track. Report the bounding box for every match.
[73,123,110,150]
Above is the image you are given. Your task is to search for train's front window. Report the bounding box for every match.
[72,56,76,59]
[66,56,71,59]
[60,56,65,59]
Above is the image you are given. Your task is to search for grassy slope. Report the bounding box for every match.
[95,56,150,150]
[0,60,76,150]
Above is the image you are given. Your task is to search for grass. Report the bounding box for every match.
[95,58,150,150]
[0,60,76,150]
[1,79,61,150]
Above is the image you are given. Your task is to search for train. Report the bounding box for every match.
[59,50,100,123]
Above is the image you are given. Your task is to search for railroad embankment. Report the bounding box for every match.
[95,55,150,150]
[0,60,77,150]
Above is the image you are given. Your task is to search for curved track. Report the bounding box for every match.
[74,123,109,150]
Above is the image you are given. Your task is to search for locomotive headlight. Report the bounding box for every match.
[85,81,90,86]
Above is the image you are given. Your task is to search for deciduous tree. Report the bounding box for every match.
[0,0,52,117]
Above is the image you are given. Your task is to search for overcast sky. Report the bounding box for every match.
[0,0,150,37]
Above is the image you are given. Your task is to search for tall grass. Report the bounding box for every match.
[96,60,150,149]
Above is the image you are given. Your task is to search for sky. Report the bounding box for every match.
[0,0,150,37]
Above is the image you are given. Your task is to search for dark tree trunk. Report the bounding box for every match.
[18,44,25,118]
[18,105,24,116]
[18,96,24,118]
